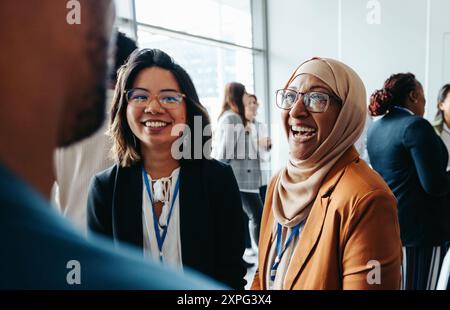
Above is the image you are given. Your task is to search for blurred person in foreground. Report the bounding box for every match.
[0,0,220,289]
[52,32,137,232]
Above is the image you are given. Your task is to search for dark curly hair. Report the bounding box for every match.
[369,73,417,116]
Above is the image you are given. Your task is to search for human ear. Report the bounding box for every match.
[409,90,418,102]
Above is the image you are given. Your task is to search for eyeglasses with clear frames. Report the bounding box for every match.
[125,88,185,109]
[275,89,341,113]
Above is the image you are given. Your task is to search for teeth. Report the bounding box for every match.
[144,121,168,128]
[291,125,316,133]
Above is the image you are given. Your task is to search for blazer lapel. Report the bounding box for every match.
[179,161,213,274]
[257,177,281,290]
[258,208,275,290]
[284,147,359,289]
[283,194,331,289]
[112,163,144,253]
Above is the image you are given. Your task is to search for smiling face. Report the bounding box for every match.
[282,74,342,160]
[126,67,187,152]
[439,91,450,125]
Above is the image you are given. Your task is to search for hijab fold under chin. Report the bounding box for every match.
[272,57,367,227]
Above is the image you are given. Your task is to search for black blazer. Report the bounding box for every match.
[367,107,450,246]
[87,159,246,289]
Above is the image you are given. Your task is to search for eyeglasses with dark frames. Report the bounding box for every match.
[275,89,341,113]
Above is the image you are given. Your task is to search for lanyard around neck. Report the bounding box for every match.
[142,165,180,262]
[270,222,302,282]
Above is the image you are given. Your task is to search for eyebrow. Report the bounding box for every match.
[132,87,179,93]
[287,86,332,93]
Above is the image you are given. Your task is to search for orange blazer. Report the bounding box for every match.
[251,147,402,290]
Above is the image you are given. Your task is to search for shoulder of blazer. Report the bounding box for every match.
[91,163,143,200]
[93,164,119,185]
[204,158,232,171]
[181,158,232,184]
[334,158,395,202]
[201,158,234,182]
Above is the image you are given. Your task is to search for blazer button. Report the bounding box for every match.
[247,169,251,173]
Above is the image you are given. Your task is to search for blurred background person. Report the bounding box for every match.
[52,32,137,232]
[245,94,272,203]
[240,94,272,258]
[0,0,218,289]
[433,84,450,171]
[87,49,246,289]
[367,73,450,290]
[214,82,263,263]
[252,57,401,290]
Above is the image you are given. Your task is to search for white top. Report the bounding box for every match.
[443,122,450,134]
[440,122,450,170]
[52,90,115,232]
[437,248,450,290]
[252,121,272,187]
[142,167,183,270]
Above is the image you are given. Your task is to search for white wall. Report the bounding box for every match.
[266,0,450,172]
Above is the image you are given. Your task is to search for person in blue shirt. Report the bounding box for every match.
[0,0,221,289]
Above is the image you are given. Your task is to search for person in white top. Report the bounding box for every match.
[52,32,137,232]
[245,94,272,201]
[87,49,246,289]
[433,84,450,171]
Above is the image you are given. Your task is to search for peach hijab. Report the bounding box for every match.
[272,57,367,227]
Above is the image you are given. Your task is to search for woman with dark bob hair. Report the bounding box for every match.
[87,49,246,289]
[367,73,450,290]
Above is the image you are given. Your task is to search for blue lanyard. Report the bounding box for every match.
[142,165,180,262]
[270,222,301,282]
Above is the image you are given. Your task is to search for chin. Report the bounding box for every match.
[289,140,317,161]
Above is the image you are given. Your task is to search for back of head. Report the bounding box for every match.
[110,32,138,87]
[369,73,417,116]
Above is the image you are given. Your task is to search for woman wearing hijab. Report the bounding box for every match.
[251,57,402,290]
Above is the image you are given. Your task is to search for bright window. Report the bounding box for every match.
[114,0,267,129]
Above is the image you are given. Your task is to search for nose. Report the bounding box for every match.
[289,95,309,119]
[144,96,164,114]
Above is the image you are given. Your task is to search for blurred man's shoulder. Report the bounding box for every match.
[0,165,220,289]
